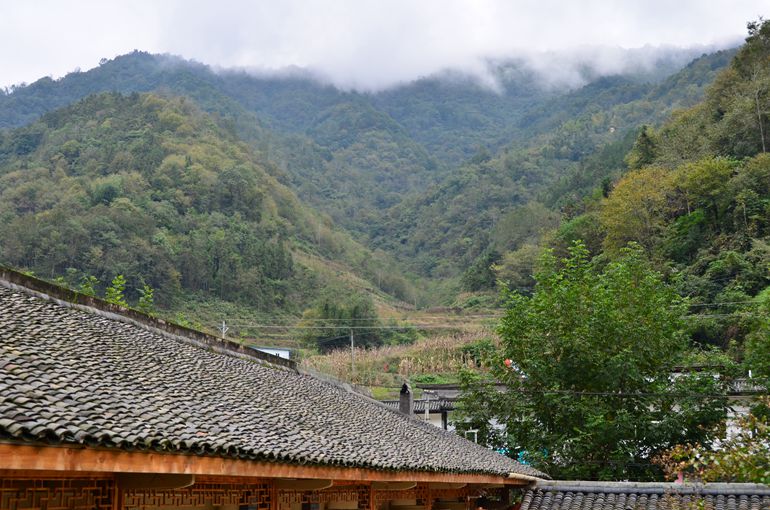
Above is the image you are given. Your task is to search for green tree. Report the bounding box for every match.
[78,275,99,297]
[600,166,671,255]
[105,274,128,307]
[456,242,729,480]
[673,158,736,231]
[743,286,770,386]
[137,283,155,315]
[656,399,770,484]
[625,125,658,169]
[461,249,502,292]
[299,292,384,353]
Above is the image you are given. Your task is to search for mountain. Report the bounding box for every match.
[0,92,414,333]
[369,50,737,278]
[0,46,737,304]
[513,20,770,351]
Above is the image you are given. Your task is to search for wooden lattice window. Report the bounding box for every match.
[278,486,371,510]
[0,478,114,510]
[123,482,272,510]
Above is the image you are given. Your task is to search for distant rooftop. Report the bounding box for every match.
[522,481,770,510]
[381,398,456,413]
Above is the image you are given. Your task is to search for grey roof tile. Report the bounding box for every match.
[0,279,544,478]
[521,482,770,510]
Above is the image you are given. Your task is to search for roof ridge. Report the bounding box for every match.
[0,267,296,371]
[531,480,770,495]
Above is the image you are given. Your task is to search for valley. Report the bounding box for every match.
[0,31,765,384]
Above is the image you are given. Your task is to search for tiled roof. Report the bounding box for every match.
[0,275,545,479]
[521,481,770,510]
[381,398,456,413]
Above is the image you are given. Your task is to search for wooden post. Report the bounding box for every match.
[111,479,124,510]
[360,484,375,510]
[270,479,279,510]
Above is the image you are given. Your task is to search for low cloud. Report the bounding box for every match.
[0,0,761,91]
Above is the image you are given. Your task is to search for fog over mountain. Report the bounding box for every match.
[1,0,763,91]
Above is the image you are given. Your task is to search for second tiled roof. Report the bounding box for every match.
[521,481,770,510]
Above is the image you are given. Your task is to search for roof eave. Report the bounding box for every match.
[0,443,532,486]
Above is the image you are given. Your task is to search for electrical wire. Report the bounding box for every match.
[236,323,494,328]
[376,384,766,400]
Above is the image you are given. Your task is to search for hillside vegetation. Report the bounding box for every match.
[494,20,770,355]
[0,92,414,332]
[0,29,757,353]
[0,49,735,284]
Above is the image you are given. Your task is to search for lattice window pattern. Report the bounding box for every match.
[278,486,370,510]
[0,479,114,510]
[373,484,431,507]
[123,483,271,510]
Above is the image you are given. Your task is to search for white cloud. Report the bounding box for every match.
[0,0,765,90]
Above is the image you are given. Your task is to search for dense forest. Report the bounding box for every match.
[513,19,770,352]
[0,47,734,280]
[0,92,415,331]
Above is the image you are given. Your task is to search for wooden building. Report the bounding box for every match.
[0,269,545,510]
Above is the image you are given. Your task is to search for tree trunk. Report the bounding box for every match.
[756,86,766,153]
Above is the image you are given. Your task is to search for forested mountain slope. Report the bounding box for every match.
[0,53,442,238]
[0,93,413,323]
[499,20,770,352]
[373,50,737,278]
[0,46,737,303]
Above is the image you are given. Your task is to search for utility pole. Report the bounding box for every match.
[219,320,229,339]
[350,329,355,379]
[423,389,436,423]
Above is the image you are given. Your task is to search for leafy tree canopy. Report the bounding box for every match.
[456,242,730,480]
[656,399,770,484]
[299,291,385,353]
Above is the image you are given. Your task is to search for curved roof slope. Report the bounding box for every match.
[0,279,545,479]
[521,481,770,510]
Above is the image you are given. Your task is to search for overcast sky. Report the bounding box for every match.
[1,0,767,91]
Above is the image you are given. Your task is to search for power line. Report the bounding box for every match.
[687,301,763,307]
[508,389,742,399]
[224,324,479,329]
[378,385,766,400]
[218,304,765,329]
[230,315,765,328]
[290,314,503,321]
[316,334,354,345]
[685,313,765,319]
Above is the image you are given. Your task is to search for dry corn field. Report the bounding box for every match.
[300,330,499,387]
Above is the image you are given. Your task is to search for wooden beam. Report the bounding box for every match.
[0,470,113,479]
[270,481,278,510]
[111,480,120,510]
[274,479,333,490]
[115,473,195,489]
[428,483,466,490]
[371,482,417,490]
[0,444,530,486]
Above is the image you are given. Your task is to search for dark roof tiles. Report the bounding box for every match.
[0,280,544,478]
[521,482,770,510]
[381,398,456,412]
